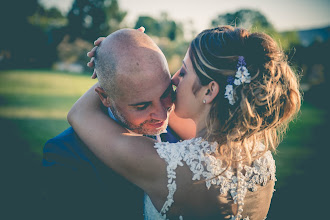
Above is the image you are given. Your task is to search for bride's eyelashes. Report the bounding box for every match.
[179,68,185,77]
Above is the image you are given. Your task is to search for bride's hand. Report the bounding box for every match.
[87,27,146,79]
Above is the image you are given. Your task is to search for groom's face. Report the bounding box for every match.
[110,57,174,135]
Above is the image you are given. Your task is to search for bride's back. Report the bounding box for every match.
[170,173,275,219]
[145,138,276,220]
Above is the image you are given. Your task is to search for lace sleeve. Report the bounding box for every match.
[154,141,185,218]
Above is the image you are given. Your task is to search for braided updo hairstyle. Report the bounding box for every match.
[190,26,301,164]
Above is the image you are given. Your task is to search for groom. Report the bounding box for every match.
[43,29,181,220]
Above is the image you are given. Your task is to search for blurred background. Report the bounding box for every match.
[0,0,329,219]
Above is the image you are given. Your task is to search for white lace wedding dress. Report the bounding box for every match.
[143,138,276,220]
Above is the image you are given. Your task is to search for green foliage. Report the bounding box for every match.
[211,9,279,42]
[134,13,184,41]
[28,6,67,30]
[0,0,61,69]
[104,0,127,33]
[67,0,126,41]
[157,39,189,74]
[0,0,39,48]
[133,13,186,73]
[281,30,301,48]
[135,16,160,36]
[56,36,94,73]
[36,6,64,18]
[0,0,39,26]
[211,9,274,30]
[211,9,301,51]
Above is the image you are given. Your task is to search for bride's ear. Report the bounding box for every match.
[95,87,111,107]
[203,81,219,104]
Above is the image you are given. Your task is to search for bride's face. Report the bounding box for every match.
[172,49,205,120]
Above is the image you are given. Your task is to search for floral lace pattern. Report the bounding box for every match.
[152,138,276,220]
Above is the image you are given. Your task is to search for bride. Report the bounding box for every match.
[68,26,301,219]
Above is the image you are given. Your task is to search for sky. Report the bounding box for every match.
[40,0,330,33]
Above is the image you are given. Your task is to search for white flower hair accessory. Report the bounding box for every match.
[224,56,251,105]
[224,84,235,105]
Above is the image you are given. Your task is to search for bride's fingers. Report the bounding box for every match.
[94,37,105,46]
[91,69,97,79]
[137,26,145,33]
[87,57,95,68]
[87,46,97,58]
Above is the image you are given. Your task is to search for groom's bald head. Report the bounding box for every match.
[93,29,173,135]
[94,29,169,100]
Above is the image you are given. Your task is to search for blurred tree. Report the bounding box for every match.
[134,13,185,73]
[135,16,160,36]
[0,0,57,69]
[28,5,67,30]
[66,0,126,42]
[0,0,39,49]
[211,9,274,30]
[46,7,64,18]
[281,31,301,46]
[134,13,183,41]
[211,9,301,51]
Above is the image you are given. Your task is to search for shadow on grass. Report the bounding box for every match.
[1,117,44,219]
[267,105,329,219]
[0,117,69,219]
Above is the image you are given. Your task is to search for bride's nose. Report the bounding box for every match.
[171,70,180,86]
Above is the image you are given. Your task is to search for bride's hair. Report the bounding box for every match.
[189,26,301,165]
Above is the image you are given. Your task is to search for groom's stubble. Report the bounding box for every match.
[109,103,171,136]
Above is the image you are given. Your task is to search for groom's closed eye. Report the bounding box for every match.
[135,104,150,110]
[130,102,151,111]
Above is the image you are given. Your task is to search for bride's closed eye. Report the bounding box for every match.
[179,68,185,77]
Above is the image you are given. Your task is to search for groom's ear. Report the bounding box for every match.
[95,87,111,107]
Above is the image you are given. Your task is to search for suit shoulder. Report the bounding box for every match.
[43,127,89,167]
[44,127,76,146]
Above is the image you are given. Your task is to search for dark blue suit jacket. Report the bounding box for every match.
[42,126,180,220]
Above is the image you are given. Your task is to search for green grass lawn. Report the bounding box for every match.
[0,69,95,156]
[0,69,326,183]
[0,69,327,219]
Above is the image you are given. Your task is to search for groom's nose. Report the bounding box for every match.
[150,101,168,121]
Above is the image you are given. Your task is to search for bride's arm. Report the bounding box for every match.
[67,83,166,190]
